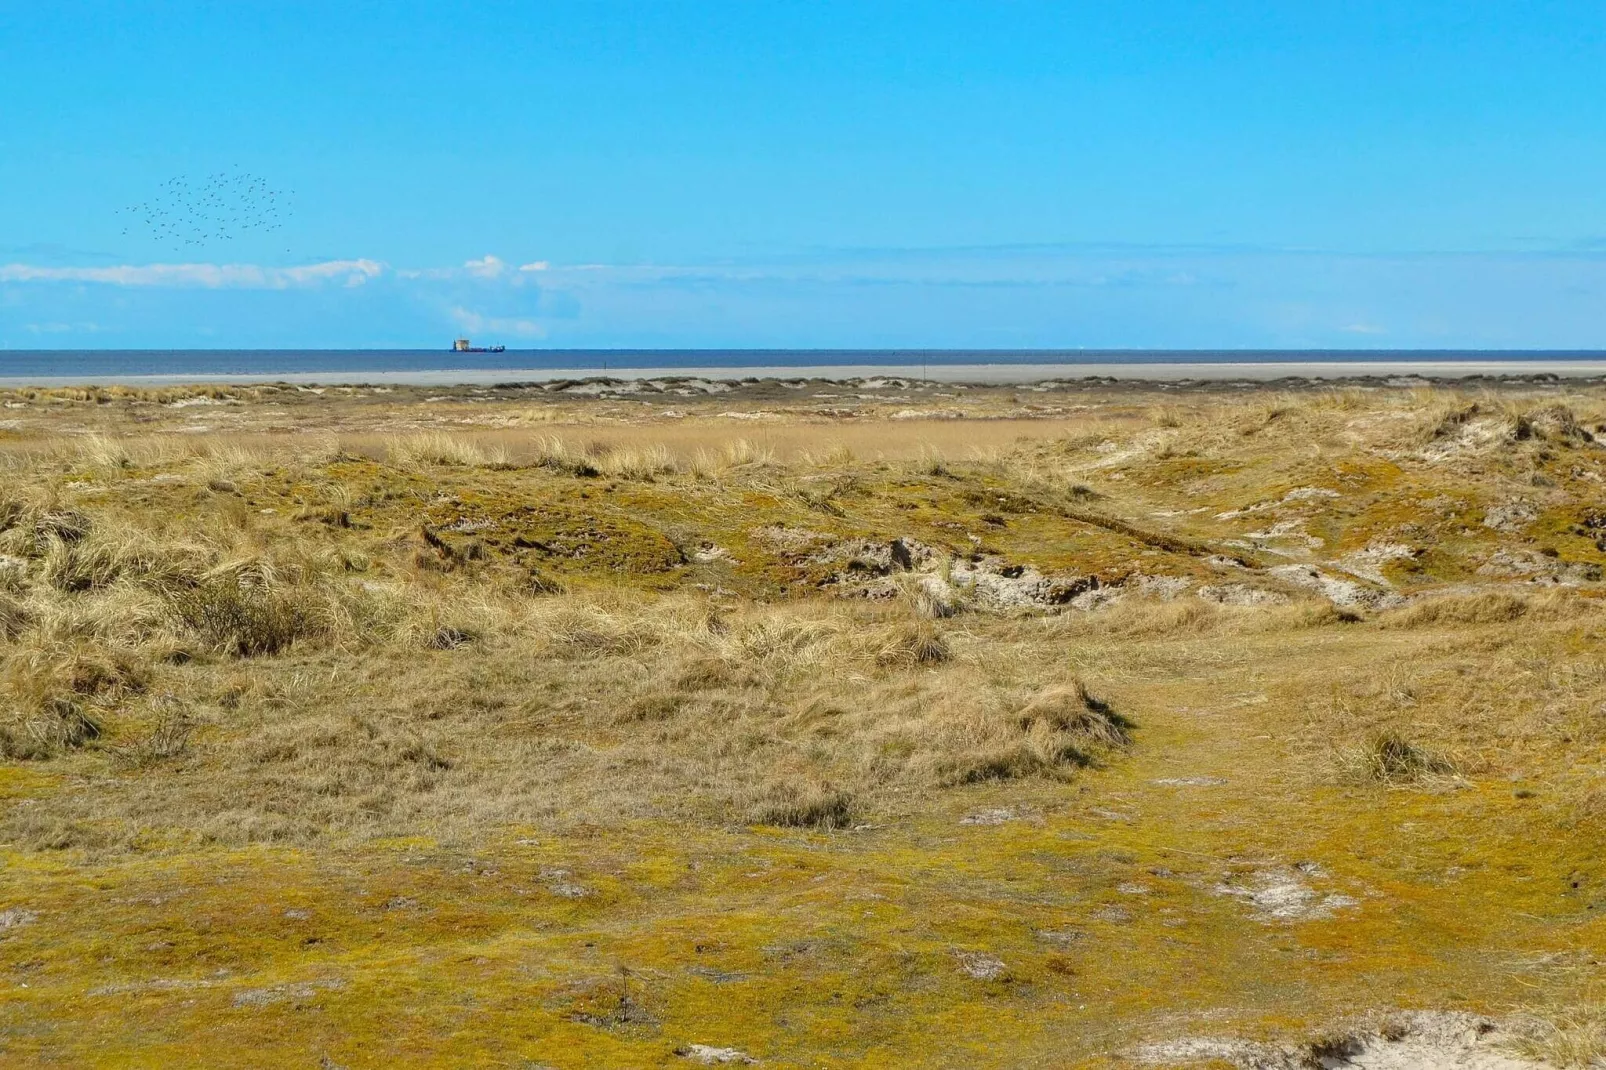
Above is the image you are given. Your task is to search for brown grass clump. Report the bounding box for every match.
[386,432,509,469]
[940,681,1131,785]
[1423,400,1486,442]
[0,642,151,758]
[0,496,91,557]
[872,620,951,667]
[1509,1001,1606,1068]
[1381,592,1531,628]
[0,590,29,639]
[592,443,676,480]
[1103,598,1220,637]
[1513,403,1595,445]
[168,581,326,657]
[527,435,601,477]
[1016,682,1132,750]
[1340,729,1457,784]
[744,778,858,830]
[1380,590,1592,629]
[111,698,197,769]
[41,533,204,594]
[540,602,667,658]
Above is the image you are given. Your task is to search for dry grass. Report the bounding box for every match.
[1,381,1605,1066]
[1510,1001,1606,1068]
[1339,729,1459,784]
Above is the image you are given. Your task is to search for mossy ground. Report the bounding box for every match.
[0,379,1603,1067]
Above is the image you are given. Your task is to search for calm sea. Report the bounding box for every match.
[3,349,1605,380]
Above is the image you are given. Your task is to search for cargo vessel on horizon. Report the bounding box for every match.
[451,337,506,353]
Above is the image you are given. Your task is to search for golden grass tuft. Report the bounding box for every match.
[386,432,509,469]
[744,778,858,830]
[0,640,151,758]
[1509,1000,1606,1068]
[871,619,951,667]
[1380,590,1594,629]
[938,680,1131,785]
[1339,729,1458,784]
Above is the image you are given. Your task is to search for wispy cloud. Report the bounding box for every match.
[0,259,383,289]
[449,306,544,338]
[24,321,105,334]
[463,255,507,279]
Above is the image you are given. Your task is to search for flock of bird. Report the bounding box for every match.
[118,168,294,251]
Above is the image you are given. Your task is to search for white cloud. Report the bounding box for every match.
[1341,322,1387,335]
[277,260,385,287]
[25,321,104,334]
[449,305,544,338]
[463,255,507,279]
[518,261,550,272]
[0,259,383,289]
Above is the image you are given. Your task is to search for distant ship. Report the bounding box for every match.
[452,337,506,353]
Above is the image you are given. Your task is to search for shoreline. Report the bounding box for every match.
[5,359,1606,389]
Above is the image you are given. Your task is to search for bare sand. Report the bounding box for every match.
[4,358,1606,388]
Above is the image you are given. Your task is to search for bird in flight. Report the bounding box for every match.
[117,167,295,253]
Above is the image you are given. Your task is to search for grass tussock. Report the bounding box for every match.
[1380,590,1592,629]
[0,641,150,758]
[1102,598,1220,637]
[939,680,1131,786]
[387,432,510,469]
[872,620,951,667]
[0,590,29,639]
[111,699,197,769]
[1340,729,1458,784]
[167,580,328,657]
[744,779,858,830]
[0,495,92,557]
[1509,1001,1606,1069]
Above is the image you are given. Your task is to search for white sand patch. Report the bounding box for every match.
[1136,1013,1546,1069]
[0,908,38,929]
[1339,543,1419,585]
[1131,573,1193,599]
[959,808,1017,825]
[676,1045,757,1065]
[1282,486,1342,503]
[646,378,732,394]
[955,951,1009,980]
[1214,867,1358,922]
[1483,500,1540,533]
[1477,550,1601,585]
[1245,518,1324,548]
[1268,564,1404,610]
[1198,584,1290,606]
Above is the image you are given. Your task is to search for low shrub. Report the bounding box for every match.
[169,581,323,656]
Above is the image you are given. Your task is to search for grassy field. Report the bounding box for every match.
[0,375,1603,1067]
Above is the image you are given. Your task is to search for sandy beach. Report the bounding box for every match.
[4,358,1606,388]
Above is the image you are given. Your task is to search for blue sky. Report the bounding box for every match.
[3,1,1605,350]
